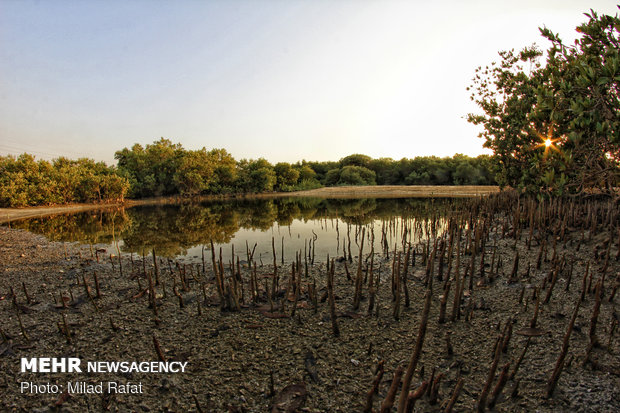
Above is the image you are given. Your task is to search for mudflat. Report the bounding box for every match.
[0,192,618,412]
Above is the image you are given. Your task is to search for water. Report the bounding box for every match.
[6,197,467,263]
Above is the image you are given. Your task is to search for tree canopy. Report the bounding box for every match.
[2,142,497,207]
[467,8,619,195]
[0,154,128,207]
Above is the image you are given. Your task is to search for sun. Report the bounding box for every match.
[533,123,562,159]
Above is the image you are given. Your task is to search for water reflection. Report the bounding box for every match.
[7,197,465,261]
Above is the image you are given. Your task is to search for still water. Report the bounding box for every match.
[7,197,467,263]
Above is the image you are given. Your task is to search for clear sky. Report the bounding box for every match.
[1,0,618,165]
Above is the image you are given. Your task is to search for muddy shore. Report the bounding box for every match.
[0,194,618,412]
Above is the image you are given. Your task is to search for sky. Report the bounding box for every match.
[0,0,618,166]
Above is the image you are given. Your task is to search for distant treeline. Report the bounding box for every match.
[0,138,496,207]
[115,138,496,198]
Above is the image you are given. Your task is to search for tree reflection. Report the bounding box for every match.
[6,197,465,258]
[9,208,129,244]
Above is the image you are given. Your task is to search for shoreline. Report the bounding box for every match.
[0,185,499,223]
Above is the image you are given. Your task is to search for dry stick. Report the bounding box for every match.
[536,240,545,270]
[396,289,432,413]
[542,268,559,304]
[489,240,497,283]
[444,377,464,413]
[509,337,531,380]
[580,261,590,301]
[405,381,429,413]
[529,288,541,328]
[353,227,366,310]
[153,334,166,362]
[363,360,385,413]
[501,317,513,353]
[517,285,525,306]
[584,281,602,365]
[445,331,454,356]
[367,242,376,315]
[173,283,185,309]
[565,261,574,292]
[426,367,436,399]
[341,260,352,283]
[193,394,204,413]
[93,271,101,298]
[393,252,402,320]
[15,305,31,342]
[546,298,581,398]
[450,236,462,322]
[202,244,207,276]
[327,258,340,337]
[82,274,99,312]
[437,238,446,281]
[379,366,403,413]
[147,268,158,319]
[402,244,411,307]
[152,249,159,285]
[142,250,147,281]
[476,335,503,412]
[429,372,444,405]
[114,244,123,277]
[438,281,451,324]
[271,237,278,299]
[109,317,119,332]
[488,362,511,409]
[509,251,519,283]
[61,313,70,343]
[608,275,618,302]
[21,282,32,304]
[254,260,261,302]
[210,240,224,306]
[290,262,301,318]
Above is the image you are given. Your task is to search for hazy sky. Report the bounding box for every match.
[1,0,618,165]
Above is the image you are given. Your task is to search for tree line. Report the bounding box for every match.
[0,138,495,207]
[0,154,128,207]
[113,138,496,198]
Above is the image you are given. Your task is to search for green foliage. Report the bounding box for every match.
[1,139,497,206]
[339,154,372,168]
[236,158,277,193]
[0,154,128,207]
[274,162,300,191]
[322,164,378,186]
[338,165,377,185]
[115,138,183,198]
[296,164,317,182]
[468,8,620,195]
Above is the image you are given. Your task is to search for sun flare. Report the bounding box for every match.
[532,123,563,159]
